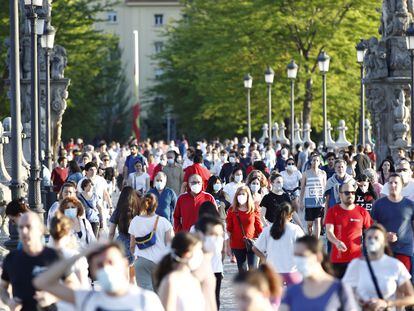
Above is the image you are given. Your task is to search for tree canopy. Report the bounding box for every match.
[0,0,131,142]
[150,0,380,142]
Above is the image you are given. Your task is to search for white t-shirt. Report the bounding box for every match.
[74,287,164,311]
[128,215,172,263]
[77,176,107,201]
[223,182,244,204]
[342,255,410,307]
[254,222,304,273]
[380,180,414,201]
[127,172,150,193]
[280,170,302,191]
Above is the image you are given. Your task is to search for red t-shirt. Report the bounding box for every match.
[226,208,263,249]
[173,191,216,232]
[324,204,373,263]
[183,163,211,190]
[51,167,69,193]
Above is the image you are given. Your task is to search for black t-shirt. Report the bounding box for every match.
[355,187,377,212]
[260,192,291,223]
[1,247,60,311]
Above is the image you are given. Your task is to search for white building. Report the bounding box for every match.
[96,0,182,115]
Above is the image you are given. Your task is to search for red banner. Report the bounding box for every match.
[132,103,141,141]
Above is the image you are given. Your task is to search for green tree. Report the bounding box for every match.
[0,0,131,142]
[150,0,380,141]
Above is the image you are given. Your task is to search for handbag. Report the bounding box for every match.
[235,212,255,252]
[135,216,159,250]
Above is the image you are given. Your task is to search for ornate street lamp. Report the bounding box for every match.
[356,39,367,146]
[244,74,253,142]
[25,0,44,214]
[41,24,55,172]
[318,50,330,148]
[287,60,298,150]
[264,66,274,142]
[406,23,414,149]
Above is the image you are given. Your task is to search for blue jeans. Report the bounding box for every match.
[232,248,258,272]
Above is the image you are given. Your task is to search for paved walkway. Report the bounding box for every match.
[220,260,238,311]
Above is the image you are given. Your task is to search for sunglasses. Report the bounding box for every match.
[340,191,355,196]
[287,163,295,166]
[396,168,408,172]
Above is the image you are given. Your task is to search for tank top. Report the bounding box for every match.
[304,170,325,208]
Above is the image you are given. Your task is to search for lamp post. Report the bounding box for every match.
[356,39,367,146]
[244,74,253,142]
[25,0,44,215]
[317,50,330,148]
[41,24,55,172]
[5,0,25,250]
[264,66,274,142]
[406,23,414,149]
[287,60,298,150]
[9,0,24,200]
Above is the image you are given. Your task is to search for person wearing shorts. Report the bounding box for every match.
[299,153,326,238]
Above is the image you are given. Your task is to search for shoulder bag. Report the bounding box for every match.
[135,216,160,250]
[235,212,255,252]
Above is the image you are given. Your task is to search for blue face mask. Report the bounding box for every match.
[64,208,77,219]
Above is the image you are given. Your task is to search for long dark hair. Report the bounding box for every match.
[68,160,81,174]
[154,232,200,289]
[270,202,293,240]
[117,186,140,234]
[206,175,223,195]
[378,158,395,182]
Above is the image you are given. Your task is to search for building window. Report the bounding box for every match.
[107,11,117,23]
[155,68,164,79]
[154,14,164,26]
[154,42,164,54]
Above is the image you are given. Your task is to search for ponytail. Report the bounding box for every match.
[139,193,158,215]
[270,202,293,240]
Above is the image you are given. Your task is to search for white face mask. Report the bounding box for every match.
[155,181,166,191]
[294,256,316,278]
[286,165,297,172]
[204,235,224,254]
[237,194,248,205]
[96,266,128,294]
[167,158,175,165]
[229,157,236,164]
[234,175,243,183]
[213,183,222,192]
[273,183,283,192]
[399,171,410,184]
[250,183,260,193]
[190,183,202,194]
[188,248,204,271]
[64,208,77,219]
[366,239,382,253]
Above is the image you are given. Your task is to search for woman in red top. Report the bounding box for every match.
[226,185,263,272]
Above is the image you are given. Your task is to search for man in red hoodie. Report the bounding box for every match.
[174,174,216,232]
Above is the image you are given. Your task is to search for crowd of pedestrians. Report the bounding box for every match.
[2,136,414,310]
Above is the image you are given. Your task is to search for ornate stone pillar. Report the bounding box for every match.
[335,120,352,148]
[365,0,414,164]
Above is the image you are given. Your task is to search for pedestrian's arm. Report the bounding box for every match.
[130,235,136,257]
[145,176,150,193]
[370,280,414,309]
[103,189,112,211]
[180,182,187,194]
[325,224,347,251]
[252,246,266,263]
[170,192,177,223]
[33,255,79,304]
[108,223,116,240]
[0,280,15,308]
[298,173,307,208]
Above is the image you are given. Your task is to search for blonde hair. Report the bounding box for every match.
[231,185,255,214]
